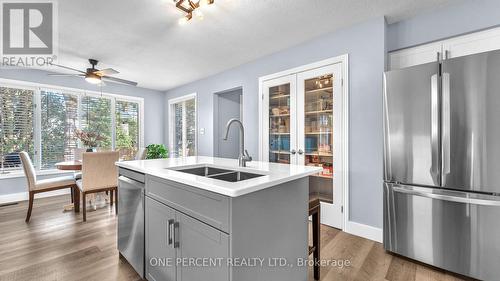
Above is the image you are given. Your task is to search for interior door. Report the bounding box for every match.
[441,50,500,193]
[384,61,441,187]
[262,75,297,164]
[145,197,177,281]
[176,212,229,281]
[297,63,343,228]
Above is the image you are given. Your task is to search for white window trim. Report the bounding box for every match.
[168,93,197,157]
[0,78,145,178]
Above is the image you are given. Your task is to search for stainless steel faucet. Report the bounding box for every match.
[223,118,252,167]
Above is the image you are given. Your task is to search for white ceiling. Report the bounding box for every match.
[49,0,453,91]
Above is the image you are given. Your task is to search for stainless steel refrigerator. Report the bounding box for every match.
[383,49,500,280]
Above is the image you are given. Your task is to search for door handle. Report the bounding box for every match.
[430,73,441,186]
[297,149,304,155]
[442,72,451,177]
[173,222,180,248]
[393,184,500,206]
[167,219,174,246]
[290,149,296,155]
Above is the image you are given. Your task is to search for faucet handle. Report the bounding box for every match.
[244,150,252,161]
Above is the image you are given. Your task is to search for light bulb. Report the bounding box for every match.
[194,9,204,20]
[198,0,209,7]
[178,16,189,25]
[85,73,102,84]
[198,0,214,8]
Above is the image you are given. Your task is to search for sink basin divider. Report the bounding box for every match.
[206,171,238,178]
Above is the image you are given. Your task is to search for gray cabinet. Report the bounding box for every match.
[146,197,177,281]
[145,174,310,281]
[176,212,229,281]
[145,196,229,281]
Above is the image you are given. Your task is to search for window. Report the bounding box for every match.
[81,95,112,149]
[169,94,197,157]
[0,81,144,175]
[40,90,78,169]
[115,100,140,160]
[0,86,35,171]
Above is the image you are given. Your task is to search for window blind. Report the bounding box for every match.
[80,95,112,150]
[115,100,139,160]
[40,90,79,169]
[0,86,35,172]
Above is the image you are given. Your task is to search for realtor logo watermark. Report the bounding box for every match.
[1,1,58,67]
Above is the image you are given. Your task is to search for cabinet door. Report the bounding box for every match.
[176,212,229,281]
[443,27,500,59]
[261,74,297,164]
[389,42,442,70]
[297,63,343,228]
[146,197,177,281]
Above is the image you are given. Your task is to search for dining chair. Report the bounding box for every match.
[19,152,78,222]
[135,147,147,160]
[77,151,119,222]
[73,148,86,180]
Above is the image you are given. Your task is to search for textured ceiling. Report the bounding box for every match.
[45,0,454,90]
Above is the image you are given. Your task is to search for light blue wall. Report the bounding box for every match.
[164,18,386,228]
[0,68,165,196]
[387,0,500,51]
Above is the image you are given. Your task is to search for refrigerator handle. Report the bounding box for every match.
[430,73,441,186]
[442,72,451,177]
[392,184,500,206]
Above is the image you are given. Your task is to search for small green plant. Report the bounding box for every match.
[146,144,168,159]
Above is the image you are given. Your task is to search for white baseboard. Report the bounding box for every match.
[345,221,383,243]
[0,189,71,205]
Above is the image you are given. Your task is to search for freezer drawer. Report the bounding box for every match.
[384,182,500,280]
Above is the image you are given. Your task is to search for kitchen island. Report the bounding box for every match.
[116,156,321,281]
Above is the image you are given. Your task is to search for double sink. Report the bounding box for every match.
[168,165,264,182]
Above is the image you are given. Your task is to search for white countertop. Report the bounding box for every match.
[116,156,322,197]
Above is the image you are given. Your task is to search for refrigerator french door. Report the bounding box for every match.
[383,50,500,281]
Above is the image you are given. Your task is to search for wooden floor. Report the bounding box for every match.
[0,195,473,281]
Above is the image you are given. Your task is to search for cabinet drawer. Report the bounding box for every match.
[146,175,230,233]
[119,168,145,183]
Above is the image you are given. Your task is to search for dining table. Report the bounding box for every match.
[55,160,82,211]
[55,160,82,171]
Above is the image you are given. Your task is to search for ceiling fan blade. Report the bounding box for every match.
[94,68,119,76]
[102,76,138,86]
[50,63,86,74]
[48,73,85,77]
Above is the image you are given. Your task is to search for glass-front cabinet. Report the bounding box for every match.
[261,63,343,228]
[262,75,296,165]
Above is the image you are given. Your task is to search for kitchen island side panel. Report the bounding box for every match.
[229,177,309,281]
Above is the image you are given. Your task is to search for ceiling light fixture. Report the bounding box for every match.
[85,72,102,84]
[174,0,214,25]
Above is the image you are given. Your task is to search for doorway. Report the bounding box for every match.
[214,88,242,158]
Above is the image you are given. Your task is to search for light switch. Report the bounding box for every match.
[200,128,205,135]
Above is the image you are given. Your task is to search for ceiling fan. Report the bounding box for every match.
[48,59,138,86]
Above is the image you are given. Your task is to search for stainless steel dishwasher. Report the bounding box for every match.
[118,170,145,279]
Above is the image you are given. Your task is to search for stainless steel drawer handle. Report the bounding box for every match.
[167,219,174,246]
[393,185,500,206]
[173,222,180,249]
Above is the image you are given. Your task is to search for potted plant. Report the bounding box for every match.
[75,129,104,152]
[145,144,168,159]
